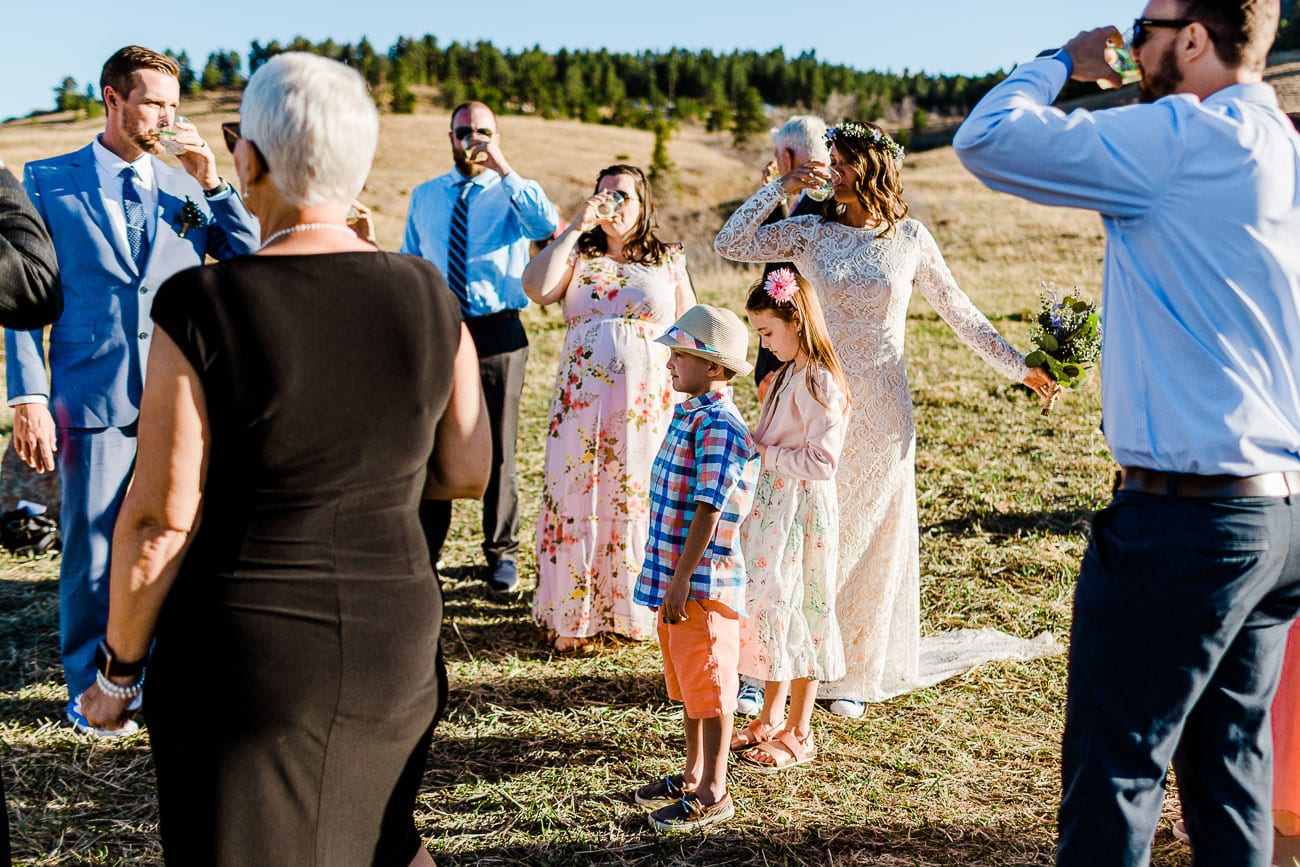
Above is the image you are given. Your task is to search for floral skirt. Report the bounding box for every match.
[738,469,844,682]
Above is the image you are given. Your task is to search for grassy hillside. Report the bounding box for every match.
[0,109,1235,866]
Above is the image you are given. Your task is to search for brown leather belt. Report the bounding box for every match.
[1114,467,1300,499]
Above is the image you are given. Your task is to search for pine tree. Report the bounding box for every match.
[732,86,768,146]
[390,60,417,114]
[648,119,676,198]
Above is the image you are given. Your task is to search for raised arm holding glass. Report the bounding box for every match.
[5,46,258,737]
[954,2,1300,864]
[716,120,1057,720]
[525,165,696,654]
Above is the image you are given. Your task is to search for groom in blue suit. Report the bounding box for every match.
[6,45,258,735]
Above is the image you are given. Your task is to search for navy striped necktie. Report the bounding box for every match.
[446,180,473,300]
[120,165,149,271]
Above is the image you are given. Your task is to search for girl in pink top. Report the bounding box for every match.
[731,268,849,771]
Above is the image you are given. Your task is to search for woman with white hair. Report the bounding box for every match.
[79,53,487,865]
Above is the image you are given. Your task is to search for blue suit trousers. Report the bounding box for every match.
[57,424,136,700]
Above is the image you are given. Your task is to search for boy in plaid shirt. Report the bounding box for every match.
[632,304,758,832]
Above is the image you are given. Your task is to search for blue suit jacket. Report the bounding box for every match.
[7,143,259,429]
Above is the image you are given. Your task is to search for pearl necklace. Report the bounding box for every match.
[260,222,356,249]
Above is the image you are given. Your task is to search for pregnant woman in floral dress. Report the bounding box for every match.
[717,121,1059,716]
[525,165,695,654]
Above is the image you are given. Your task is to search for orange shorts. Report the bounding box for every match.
[657,598,740,720]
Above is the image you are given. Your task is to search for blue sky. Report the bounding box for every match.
[4,0,1142,121]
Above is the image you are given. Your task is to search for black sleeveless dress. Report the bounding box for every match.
[146,251,461,866]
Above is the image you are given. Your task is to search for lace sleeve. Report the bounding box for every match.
[912,221,1027,382]
[714,182,812,263]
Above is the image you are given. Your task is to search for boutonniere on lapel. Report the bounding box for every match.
[177,197,206,238]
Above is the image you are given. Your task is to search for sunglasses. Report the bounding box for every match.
[221,121,242,154]
[1131,16,1211,48]
[453,126,494,140]
[221,121,268,171]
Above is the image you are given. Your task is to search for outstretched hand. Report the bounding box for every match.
[1062,27,1125,90]
[1023,367,1062,413]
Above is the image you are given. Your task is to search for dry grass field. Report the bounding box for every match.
[0,101,1271,865]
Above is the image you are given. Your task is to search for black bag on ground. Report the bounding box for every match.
[0,509,60,554]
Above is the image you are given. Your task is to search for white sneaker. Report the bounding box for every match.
[736,681,764,716]
[829,699,865,719]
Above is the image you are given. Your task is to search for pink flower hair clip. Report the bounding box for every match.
[764,268,799,304]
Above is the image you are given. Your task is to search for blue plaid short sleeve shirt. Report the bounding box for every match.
[635,389,757,615]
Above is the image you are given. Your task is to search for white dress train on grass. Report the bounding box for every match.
[716,181,1063,702]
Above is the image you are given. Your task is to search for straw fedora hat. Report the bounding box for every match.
[655,304,753,376]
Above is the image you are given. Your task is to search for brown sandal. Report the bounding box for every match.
[729,717,782,752]
[739,730,816,773]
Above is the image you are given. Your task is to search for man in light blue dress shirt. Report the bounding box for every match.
[955,2,1300,864]
[401,101,558,593]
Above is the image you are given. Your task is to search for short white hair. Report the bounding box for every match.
[240,53,377,208]
[774,115,829,164]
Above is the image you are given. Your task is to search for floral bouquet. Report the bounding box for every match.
[1023,282,1102,415]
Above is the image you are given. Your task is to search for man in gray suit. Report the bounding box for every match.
[0,147,62,867]
[0,157,61,328]
[6,45,258,736]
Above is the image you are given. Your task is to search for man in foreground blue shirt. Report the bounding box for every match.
[402,101,559,593]
[955,2,1300,864]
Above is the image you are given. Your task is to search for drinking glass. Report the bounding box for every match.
[461,134,489,163]
[595,191,627,220]
[158,116,189,156]
[804,167,839,202]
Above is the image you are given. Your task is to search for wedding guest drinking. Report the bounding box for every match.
[736,116,830,717]
[525,165,696,654]
[751,115,829,405]
[729,268,848,772]
[716,120,1056,719]
[954,3,1300,864]
[79,53,489,865]
[401,100,559,594]
[6,45,258,736]
[631,304,757,832]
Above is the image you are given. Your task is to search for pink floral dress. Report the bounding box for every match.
[531,246,693,640]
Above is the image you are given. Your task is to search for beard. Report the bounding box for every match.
[121,112,163,155]
[1138,41,1183,103]
[132,132,162,154]
[453,150,486,176]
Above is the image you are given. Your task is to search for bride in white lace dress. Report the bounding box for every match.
[716,121,1061,715]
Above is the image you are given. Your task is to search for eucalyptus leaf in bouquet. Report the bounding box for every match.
[1028,282,1102,414]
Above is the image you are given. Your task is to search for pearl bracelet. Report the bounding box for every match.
[96,668,145,700]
